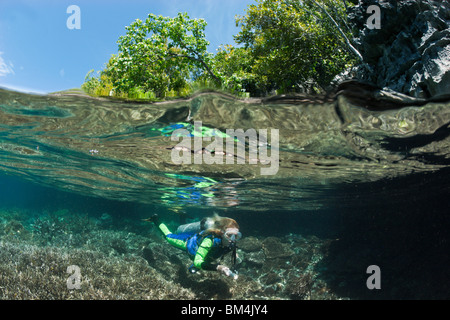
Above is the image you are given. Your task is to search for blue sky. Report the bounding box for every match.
[0,0,254,94]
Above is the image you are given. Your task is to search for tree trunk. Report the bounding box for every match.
[168,52,222,84]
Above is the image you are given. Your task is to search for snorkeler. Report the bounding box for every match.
[144,214,241,279]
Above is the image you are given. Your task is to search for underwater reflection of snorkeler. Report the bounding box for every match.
[144,214,241,279]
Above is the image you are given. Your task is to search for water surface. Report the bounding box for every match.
[1,86,448,212]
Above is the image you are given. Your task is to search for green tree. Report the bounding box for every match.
[234,0,357,94]
[212,45,257,94]
[82,68,114,96]
[109,12,220,97]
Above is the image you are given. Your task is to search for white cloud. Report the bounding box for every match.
[0,52,15,77]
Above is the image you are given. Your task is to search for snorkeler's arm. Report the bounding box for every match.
[193,237,219,271]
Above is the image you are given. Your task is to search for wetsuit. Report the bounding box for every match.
[157,223,231,271]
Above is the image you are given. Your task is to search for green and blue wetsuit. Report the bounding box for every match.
[157,223,230,271]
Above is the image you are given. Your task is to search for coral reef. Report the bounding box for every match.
[0,207,338,300]
[0,241,194,299]
[285,273,314,300]
[3,202,448,300]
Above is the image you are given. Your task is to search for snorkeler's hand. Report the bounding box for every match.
[217,264,230,275]
[217,265,238,280]
[142,214,159,225]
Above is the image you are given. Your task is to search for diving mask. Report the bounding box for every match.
[224,228,242,242]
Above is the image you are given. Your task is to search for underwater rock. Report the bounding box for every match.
[260,271,282,286]
[238,236,263,252]
[4,220,26,235]
[142,246,155,264]
[110,238,128,255]
[262,285,278,297]
[262,237,294,259]
[0,219,30,241]
[142,242,190,281]
[242,250,265,268]
[98,212,113,227]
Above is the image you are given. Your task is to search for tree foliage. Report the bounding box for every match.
[234,0,357,93]
[212,45,256,94]
[108,12,219,97]
[82,1,357,99]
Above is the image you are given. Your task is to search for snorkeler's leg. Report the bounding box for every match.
[157,222,171,236]
[143,214,187,250]
[158,223,187,250]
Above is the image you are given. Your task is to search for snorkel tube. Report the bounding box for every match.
[222,227,241,279]
[227,235,239,280]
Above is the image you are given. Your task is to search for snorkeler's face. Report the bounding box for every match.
[224,227,242,244]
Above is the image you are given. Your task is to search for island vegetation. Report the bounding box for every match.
[82,0,359,101]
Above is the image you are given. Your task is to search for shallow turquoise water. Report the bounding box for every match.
[0,87,449,299]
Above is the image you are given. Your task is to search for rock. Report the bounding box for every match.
[243,251,265,268]
[261,271,282,286]
[4,220,26,235]
[110,238,127,255]
[262,286,277,296]
[142,246,155,264]
[98,212,113,227]
[238,236,263,252]
[262,237,294,259]
[347,0,450,98]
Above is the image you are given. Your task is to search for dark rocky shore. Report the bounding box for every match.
[345,0,449,99]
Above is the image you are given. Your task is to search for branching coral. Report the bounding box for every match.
[0,241,195,299]
[284,273,314,300]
